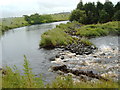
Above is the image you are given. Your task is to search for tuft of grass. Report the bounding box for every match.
[40,28,74,48]
[80,38,94,46]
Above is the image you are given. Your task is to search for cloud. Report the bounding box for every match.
[0,0,119,18]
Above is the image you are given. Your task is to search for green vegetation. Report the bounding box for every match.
[40,28,74,48]
[80,38,93,46]
[2,55,44,88]
[40,21,120,48]
[23,12,70,25]
[76,21,120,37]
[70,1,120,24]
[51,12,70,21]
[24,13,53,25]
[0,17,29,35]
[2,57,119,88]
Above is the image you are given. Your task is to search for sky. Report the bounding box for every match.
[0,0,119,18]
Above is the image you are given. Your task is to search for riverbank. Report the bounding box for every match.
[40,21,119,52]
[0,13,70,35]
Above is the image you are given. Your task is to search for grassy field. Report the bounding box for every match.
[40,21,120,48]
[51,12,70,21]
[2,56,119,88]
[0,17,29,35]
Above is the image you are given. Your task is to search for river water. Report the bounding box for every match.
[0,21,68,82]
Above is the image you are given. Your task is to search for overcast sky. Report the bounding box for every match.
[0,0,119,18]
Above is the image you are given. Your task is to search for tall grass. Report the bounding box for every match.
[2,55,44,88]
[40,28,74,48]
[76,21,120,37]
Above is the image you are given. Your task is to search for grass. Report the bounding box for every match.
[0,17,29,35]
[40,28,74,48]
[80,38,94,46]
[76,21,120,38]
[51,13,70,21]
[2,56,119,88]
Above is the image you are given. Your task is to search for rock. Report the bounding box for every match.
[49,56,55,61]
[60,56,64,60]
[100,53,106,56]
[2,70,7,75]
[56,54,60,58]
[51,65,67,71]
[93,55,97,58]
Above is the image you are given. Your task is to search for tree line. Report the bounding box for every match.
[70,1,120,24]
[23,13,53,25]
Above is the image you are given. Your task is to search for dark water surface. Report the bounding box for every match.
[1,21,68,82]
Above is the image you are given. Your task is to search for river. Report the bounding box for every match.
[0,21,119,82]
[0,21,68,82]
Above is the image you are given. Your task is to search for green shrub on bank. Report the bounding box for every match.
[40,28,74,48]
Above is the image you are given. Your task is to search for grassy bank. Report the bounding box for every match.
[2,56,119,88]
[0,17,29,35]
[40,21,120,48]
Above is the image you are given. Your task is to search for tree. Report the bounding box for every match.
[84,2,98,24]
[115,2,120,12]
[69,9,86,24]
[23,15,31,24]
[96,1,104,11]
[99,9,110,23]
[23,13,53,25]
[113,10,120,21]
[103,1,114,20]
[77,1,84,10]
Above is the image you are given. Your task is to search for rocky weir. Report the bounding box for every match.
[49,36,119,82]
